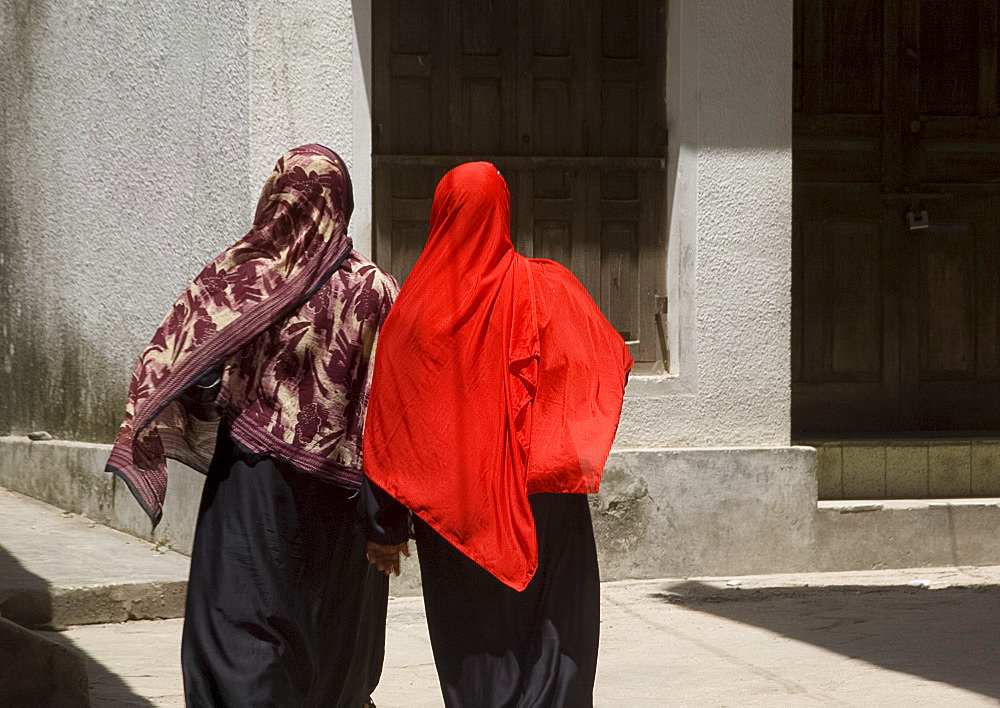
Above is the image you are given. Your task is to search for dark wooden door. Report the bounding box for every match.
[793,0,1000,435]
[373,0,666,362]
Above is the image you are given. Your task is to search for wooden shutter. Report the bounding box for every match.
[374,0,666,362]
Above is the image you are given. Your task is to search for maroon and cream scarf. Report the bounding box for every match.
[106,144,361,524]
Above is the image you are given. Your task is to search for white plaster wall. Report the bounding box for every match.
[617,0,793,448]
[0,0,366,441]
[248,0,372,257]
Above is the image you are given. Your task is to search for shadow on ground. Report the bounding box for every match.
[0,545,154,706]
[655,582,1000,700]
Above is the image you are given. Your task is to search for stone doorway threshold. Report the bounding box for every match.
[800,439,1000,500]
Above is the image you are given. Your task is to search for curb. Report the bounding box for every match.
[0,581,188,630]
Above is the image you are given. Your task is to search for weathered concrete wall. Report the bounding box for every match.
[617,0,794,449]
[594,447,818,578]
[248,0,372,245]
[0,0,252,441]
[0,0,367,442]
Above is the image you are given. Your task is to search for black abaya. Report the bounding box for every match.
[181,428,388,707]
[414,493,600,708]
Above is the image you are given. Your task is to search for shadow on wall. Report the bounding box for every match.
[0,545,155,706]
[656,581,1000,700]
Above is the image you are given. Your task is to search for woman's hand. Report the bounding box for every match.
[366,541,411,576]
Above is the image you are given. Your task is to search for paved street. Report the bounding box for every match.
[5,486,998,705]
[42,568,1000,706]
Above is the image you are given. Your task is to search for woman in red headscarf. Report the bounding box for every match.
[107,145,398,707]
[363,162,633,706]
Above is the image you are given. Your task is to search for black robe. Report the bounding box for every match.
[181,425,388,707]
[365,483,600,708]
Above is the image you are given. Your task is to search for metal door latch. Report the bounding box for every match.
[881,192,951,232]
[907,208,929,230]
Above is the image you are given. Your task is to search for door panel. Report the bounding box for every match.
[919,224,975,380]
[828,224,882,380]
[820,0,884,114]
[906,0,1000,431]
[793,0,899,434]
[793,187,900,432]
[915,199,1000,429]
[917,0,981,116]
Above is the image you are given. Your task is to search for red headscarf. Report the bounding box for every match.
[363,162,633,590]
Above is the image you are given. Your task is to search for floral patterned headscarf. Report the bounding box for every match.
[106,144,354,523]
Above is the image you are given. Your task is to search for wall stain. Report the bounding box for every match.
[1,2,126,441]
[1,297,126,441]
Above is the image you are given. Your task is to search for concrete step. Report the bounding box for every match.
[0,487,190,630]
[0,435,203,559]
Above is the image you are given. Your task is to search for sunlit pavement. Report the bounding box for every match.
[42,566,1000,706]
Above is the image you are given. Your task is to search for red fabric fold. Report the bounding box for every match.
[363,162,633,590]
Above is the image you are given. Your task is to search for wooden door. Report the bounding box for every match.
[902,2,1000,431]
[373,0,667,362]
[793,0,1000,435]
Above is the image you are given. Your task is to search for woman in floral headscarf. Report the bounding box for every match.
[106,145,398,707]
